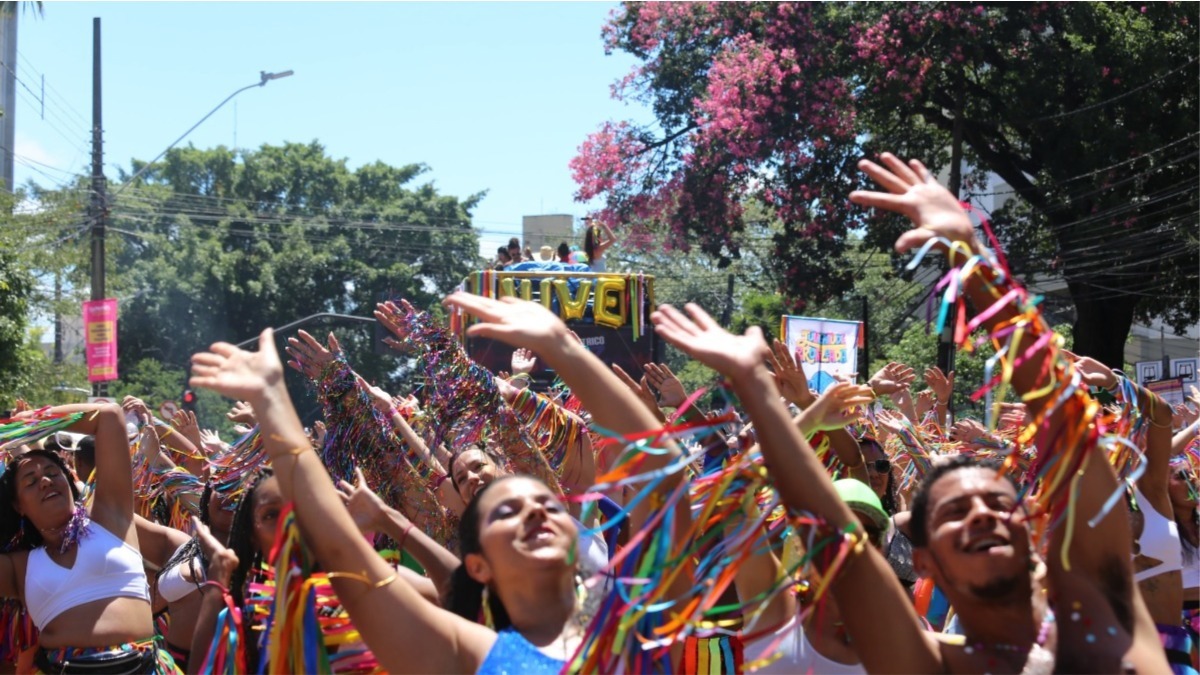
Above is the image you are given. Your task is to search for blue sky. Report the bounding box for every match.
[12,1,653,256]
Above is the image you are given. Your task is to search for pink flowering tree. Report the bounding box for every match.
[571,1,1198,366]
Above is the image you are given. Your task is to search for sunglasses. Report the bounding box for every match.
[868,459,891,473]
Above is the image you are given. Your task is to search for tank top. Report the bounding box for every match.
[1133,486,1184,582]
[742,616,867,675]
[476,627,566,675]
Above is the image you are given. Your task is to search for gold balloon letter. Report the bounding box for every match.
[594,276,628,329]
[538,279,554,310]
[554,279,592,322]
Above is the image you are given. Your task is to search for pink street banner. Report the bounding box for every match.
[84,298,118,382]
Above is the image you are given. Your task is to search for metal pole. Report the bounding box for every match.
[0,7,17,195]
[90,17,107,398]
[721,274,734,328]
[861,295,870,384]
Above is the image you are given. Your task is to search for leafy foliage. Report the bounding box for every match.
[573,1,1198,367]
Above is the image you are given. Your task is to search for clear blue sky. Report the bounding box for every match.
[12,1,652,256]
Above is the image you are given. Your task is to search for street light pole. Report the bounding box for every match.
[112,69,294,198]
[88,66,292,397]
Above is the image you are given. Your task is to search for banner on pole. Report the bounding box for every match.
[780,316,861,393]
[84,298,118,383]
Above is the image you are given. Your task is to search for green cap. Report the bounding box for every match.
[833,478,890,533]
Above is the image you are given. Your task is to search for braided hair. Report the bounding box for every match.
[154,482,215,595]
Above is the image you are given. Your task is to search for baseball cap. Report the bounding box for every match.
[538,245,554,261]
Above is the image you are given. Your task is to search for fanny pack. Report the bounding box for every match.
[34,644,159,675]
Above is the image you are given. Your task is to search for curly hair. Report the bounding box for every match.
[0,449,83,551]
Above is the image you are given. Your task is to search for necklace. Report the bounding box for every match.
[38,502,91,555]
[963,608,1055,674]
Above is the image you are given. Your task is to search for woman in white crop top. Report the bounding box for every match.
[0,403,177,674]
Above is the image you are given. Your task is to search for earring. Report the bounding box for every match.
[481,585,495,630]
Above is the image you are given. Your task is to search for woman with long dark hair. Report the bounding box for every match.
[0,404,177,673]
[581,219,616,273]
[187,291,692,672]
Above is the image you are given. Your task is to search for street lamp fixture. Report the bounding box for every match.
[112,69,295,197]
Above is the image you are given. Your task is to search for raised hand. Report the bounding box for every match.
[311,420,327,448]
[796,381,874,435]
[335,467,394,536]
[768,339,815,408]
[198,428,227,455]
[227,400,257,425]
[868,362,916,397]
[355,374,394,416]
[122,396,152,424]
[949,419,987,444]
[511,348,538,375]
[849,153,980,256]
[915,390,936,419]
[875,409,910,436]
[612,364,665,422]
[1171,404,1197,429]
[650,303,769,381]
[924,366,954,403]
[1070,355,1119,390]
[285,330,341,379]
[374,300,419,353]
[442,292,570,355]
[193,516,239,589]
[644,362,688,409]
[190,329,285,404]
[171,410,203,449]
[998,402,1030,429]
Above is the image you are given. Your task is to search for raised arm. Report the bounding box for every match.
[190,330,494,673]
[48,403,134,537]
[849,153,1134,585]
[650,303,939,673]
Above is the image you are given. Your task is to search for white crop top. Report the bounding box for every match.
[25,521,151,631]
[1133,486,1183,583]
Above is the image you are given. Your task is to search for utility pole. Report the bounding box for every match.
[721,273,734,328]
[0,6,17,195]
[861,295,870,384]
[90,17,108,398]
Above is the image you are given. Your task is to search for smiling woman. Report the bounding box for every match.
[0,404,179,674]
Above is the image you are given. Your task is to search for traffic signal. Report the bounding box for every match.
[182,389,197,413]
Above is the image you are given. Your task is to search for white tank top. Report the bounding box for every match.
[742,616,867,675]
[1132,486,1184,583]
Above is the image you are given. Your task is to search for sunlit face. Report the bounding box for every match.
[860,441,891,498]
[465,478,578,586]
[453,449,503,503]
[12,455,75,531]
[250,476,283,556]
[913,467,1030,602]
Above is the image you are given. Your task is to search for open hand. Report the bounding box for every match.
[226,401,257,425]
[915,390,936,419]
[797,382,874,435]
[850,153,980,256]
[285,330,341,380]
[924,367,954,403]
[650,303,769,381]
[355,374,394,416]
[511,348,538,375]
[612,364,665,422]
[190,329,285,404]
[868,362,916,397]
[374,300,419,353]
[644,363,688,409]
[443,292,570,356]
[171,410,203,449]
[769,339,815,408]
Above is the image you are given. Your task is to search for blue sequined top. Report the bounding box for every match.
[477,627,566,675]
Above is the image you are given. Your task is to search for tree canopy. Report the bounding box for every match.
[1,141,483,417]
[572,1,1198,367]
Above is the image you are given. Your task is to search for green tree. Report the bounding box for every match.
[573,2,1198,368]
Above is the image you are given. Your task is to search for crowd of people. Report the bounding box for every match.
[492,219,617,274]
[0,153,1197,674]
